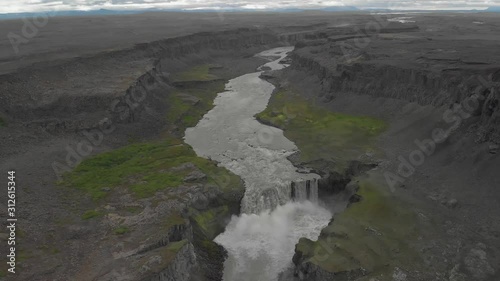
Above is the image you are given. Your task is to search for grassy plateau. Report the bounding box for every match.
[256,88,387,169]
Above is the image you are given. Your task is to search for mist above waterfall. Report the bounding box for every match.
[216,201,331,281]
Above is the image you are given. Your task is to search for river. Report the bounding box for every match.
[184,47,331,281]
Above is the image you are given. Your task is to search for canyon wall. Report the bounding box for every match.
[0,28,281,133]
[285,36,500,144]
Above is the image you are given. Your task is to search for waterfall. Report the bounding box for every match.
[310,179,319,203]
[242,178,319,214]
[241,181,291,214]
[291,179,318,203]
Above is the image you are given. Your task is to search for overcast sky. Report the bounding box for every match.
[0,0,499,13]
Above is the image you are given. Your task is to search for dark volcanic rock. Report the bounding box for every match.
[279,57,292,64]
[292,238,367,281]
[489,143,499,154]
[184,171,207,182]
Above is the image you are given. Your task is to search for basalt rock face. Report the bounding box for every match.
[137,223,193,255]
[284,25,500,144]
[138,223,226,281]
[292,254,366,281]
[291,182,367,281]
[0,28,281,134]
[145,243,197,281]
[317,161,376,198]
[101,180,245,281]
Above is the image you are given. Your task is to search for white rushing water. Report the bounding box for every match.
[184,47,331,281]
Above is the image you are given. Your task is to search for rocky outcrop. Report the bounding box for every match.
[138,223,192,255]
[134,185,244,281]
[317,161,376,198]
[293,257,366,281]
[291,227,368,281]
[146,242,197,281]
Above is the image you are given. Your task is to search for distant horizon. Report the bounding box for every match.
[0,6,497,16]
[1,0,500,15]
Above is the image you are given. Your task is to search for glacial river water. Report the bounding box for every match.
[184,47,331,281]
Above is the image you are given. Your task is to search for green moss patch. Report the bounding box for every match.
[0,117,5,127]
[114,226,130,235]
[63,139,242,200]
[256,89,386,168]
[124,206,143,214]
[172,64,219,82]
[192,206,230,239]
[159,239,189,267]
[137,239,189,273]
[163,213,186,230]
[82,209,103,220]
[166,80,225,132]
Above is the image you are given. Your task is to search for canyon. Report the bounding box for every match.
[0,11,499,281]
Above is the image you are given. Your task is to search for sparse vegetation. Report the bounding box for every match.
[136,239,189,273]
[124,206,143,214]
[163,213,186,229]
[192,206,229,238]
[38,245,60,255]
[17,249,33,263]
[114,226,130,235]
[171,64,219,82]
[82,209,103,220]
[166,80,226,132]
[162,239,189,264]
[0,117,5,127]
[63,139,242,200]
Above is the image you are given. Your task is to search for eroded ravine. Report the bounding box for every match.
[184,47,331,281]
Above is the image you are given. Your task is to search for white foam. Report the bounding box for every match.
[216,202,331,281]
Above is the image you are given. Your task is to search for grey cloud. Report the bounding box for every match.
[2,0,500,13]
